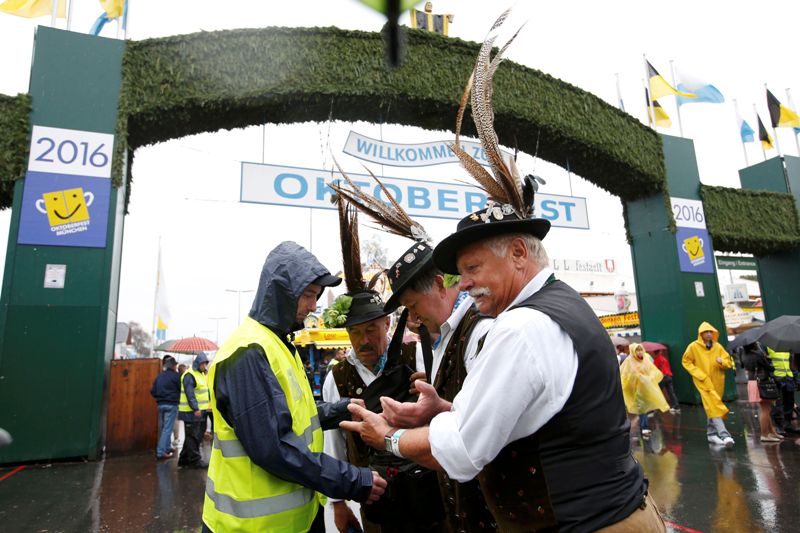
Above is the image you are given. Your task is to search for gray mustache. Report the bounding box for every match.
[469,287,492,298]
[358,343,378,353]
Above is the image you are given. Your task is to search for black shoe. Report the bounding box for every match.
[783,427,800,435]
[191,461,209,469]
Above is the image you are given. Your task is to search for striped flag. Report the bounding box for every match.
[646,91,671,128]
[674,67,724,106]
[646,59,695,100]
[757,114,774,151]
[154,245,171,341]
[736,109,755,143]
[766,89,800,128]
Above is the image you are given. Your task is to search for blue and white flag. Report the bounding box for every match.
[736,108,755,143]
[675,67,724,106]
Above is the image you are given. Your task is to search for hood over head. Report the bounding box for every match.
[697,321,719,343]
[249,241,342,334]
[192,353,209,371]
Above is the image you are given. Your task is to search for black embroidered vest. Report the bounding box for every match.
[477,280,646,532]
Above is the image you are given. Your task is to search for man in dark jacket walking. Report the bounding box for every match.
[150,355,180,460]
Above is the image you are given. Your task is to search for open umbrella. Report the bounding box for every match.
[641,341,667,354]
[154,339,178,351]
[169,336,219,353]
[727,326,764,352]
[611,336,630,347]
[756,315,800,352]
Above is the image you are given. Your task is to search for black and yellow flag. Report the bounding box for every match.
[645,91,671,128]
[757,114,774,151]
[766,89,800,128]
[646,60,695,101]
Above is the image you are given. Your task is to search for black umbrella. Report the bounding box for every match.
[756,315,800,352]
[727,326,764,352]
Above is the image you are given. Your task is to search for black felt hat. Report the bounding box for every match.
[433,205,551,274]
[383,241,434,312]
[342,290,391,328]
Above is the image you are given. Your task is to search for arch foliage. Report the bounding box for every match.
[2,26,798,255]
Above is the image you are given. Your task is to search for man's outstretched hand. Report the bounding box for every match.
[381,380,451,428]
[340,403,392,449]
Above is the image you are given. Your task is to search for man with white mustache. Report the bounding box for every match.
[343,205,663,532]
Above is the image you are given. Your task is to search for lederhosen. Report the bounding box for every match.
[433,306,497,532]
[475,279,646,533]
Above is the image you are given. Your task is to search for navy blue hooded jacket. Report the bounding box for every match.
[210,242,372,502]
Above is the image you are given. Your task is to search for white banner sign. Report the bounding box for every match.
[342,131,514,168]
[27,125,114,178]
[240,162,590,229]
[670,196,706,229]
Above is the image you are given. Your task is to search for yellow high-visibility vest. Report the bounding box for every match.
[767,347,794,378]
[202,317,324,533]
[179,368,210,412]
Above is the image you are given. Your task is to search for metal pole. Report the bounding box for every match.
[615,73,625,111]
[669,60,684,137]
[123,0,131,40]
[66,0,74,31]
[50,0,59,27]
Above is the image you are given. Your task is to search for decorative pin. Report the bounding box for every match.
[356,387,363,395]
[403,253,416,263]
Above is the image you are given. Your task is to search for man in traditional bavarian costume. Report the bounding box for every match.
[341,10,665,532]
[201,241,386,533]
[322,195,444,533]
[331,166,497,532]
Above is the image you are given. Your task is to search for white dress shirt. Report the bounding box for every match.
[428,267,579,482]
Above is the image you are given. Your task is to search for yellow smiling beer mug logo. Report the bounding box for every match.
[681,235,705,266]
[35,187,94,227]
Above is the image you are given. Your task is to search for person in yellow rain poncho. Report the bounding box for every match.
[620,343,670,438]
[682,322,735,447]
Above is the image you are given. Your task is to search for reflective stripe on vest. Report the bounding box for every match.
[205,476,315,519]
[179,368,210,412]
[202,317,324,532]
[768,348,793,378]
[213,415,320,458]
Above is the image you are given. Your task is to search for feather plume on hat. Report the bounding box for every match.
[451,8,538,219]
[328,157,431,244]
[333,191,365,293]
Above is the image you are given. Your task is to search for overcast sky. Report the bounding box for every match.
[1,1,797,344]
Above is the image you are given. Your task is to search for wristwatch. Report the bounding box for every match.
[384,428,406,457]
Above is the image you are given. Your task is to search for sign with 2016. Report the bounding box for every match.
[240,162,590,230]
[671,197,714,274]
[18,126,113,248]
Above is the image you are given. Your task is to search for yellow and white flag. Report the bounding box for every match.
[154,245,171,341]
[0,0,66,18]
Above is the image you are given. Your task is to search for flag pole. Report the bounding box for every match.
[615,73,625,112]
[66,0,74,31]
[669,60,684,137]
[50,0,58,27]
[785,88,800,156]
[766,84,783,157]
[642,55,657,129]
[733,99,749,167]
[123,0,131,40]
[152,236,161,339]
[755,104,767,162]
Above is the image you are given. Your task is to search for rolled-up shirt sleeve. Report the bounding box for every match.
[429,308,577,482]
[214,346,373,502]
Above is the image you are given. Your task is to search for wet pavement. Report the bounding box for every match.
[1,401,798,533]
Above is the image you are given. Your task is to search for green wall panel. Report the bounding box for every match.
[628,135,734,404]
[0,28,125,464]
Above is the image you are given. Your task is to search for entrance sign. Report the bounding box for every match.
[240,162,590,229]
[342,131,514,168]
[18,126,113,248]
[716,255,758,270]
